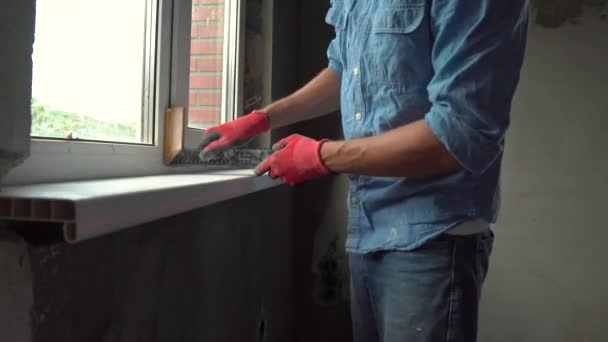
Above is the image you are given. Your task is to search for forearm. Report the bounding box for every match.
[263,68,341,128]
[320,119,462,178]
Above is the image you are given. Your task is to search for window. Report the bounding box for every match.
[4,0,255,185]
[31,0,155,144]
[185,0,248,133]
[189,0,225,129]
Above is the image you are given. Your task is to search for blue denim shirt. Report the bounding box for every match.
[325,0,529,253]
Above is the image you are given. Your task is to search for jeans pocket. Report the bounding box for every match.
[475,230,494,282]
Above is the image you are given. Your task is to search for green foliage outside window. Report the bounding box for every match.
[31,98,138,143]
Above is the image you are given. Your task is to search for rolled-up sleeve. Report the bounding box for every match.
[424,0,529,175]
[325,3,344,77]
[327,37,343,76]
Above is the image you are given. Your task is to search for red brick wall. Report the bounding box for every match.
[189,0,225,127]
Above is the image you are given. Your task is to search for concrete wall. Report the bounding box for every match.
[290,1,353,341]
[0,1,36,338]
[0,0,34,177]
[0,227,34,342]
[479,9,608,342]
[1,187,293,342]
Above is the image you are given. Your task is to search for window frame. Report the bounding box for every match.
[30,0,158,146]
[3,0,245,186]
[181,0,244,149]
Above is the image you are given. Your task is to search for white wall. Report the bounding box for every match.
[479,13,608,342]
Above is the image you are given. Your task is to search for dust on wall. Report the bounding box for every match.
[0,0,35,181]
[244,0,268,112]
[533,0,607,27]
[19,187,293,342]
[0,223,34,342]
[478,7,608,341]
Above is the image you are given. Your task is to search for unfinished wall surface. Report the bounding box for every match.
[479,10,608,342]
[14,186,292,342]
[0,1,36,340]
[0,0,34,177]
[533,0,606,27]
[0,224,34,342]
[290,1,353,341]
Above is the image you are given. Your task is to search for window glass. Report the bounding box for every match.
[31,0,150,143]
[188,0,225,129]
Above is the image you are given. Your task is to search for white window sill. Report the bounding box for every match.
[0,170,282,243]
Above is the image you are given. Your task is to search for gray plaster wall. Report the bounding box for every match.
[1,187,293,342]
[0,227,34,342]
[0,0,36,339]
[478,10,608,342]
[290,1,353,341]
[0,0,33,176]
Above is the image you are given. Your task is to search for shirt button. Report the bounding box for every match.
[355,112,362,121]
[353,67,360,76]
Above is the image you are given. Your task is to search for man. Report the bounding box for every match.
[200,0,529,340]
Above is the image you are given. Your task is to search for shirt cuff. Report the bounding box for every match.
[328,60,343,77]
[424,107,503,175]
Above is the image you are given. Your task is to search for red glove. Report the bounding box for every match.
[200,110,270,155]
[255,134,331,186]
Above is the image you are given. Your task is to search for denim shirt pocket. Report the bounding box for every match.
[367,5,426,86]
[373,6,424,33]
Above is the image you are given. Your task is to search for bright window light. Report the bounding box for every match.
[31,0,152,143]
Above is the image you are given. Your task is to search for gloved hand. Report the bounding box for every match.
[255,134,331,186]
[199,110,270,156]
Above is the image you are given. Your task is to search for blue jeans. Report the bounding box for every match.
[349,230,494,342]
